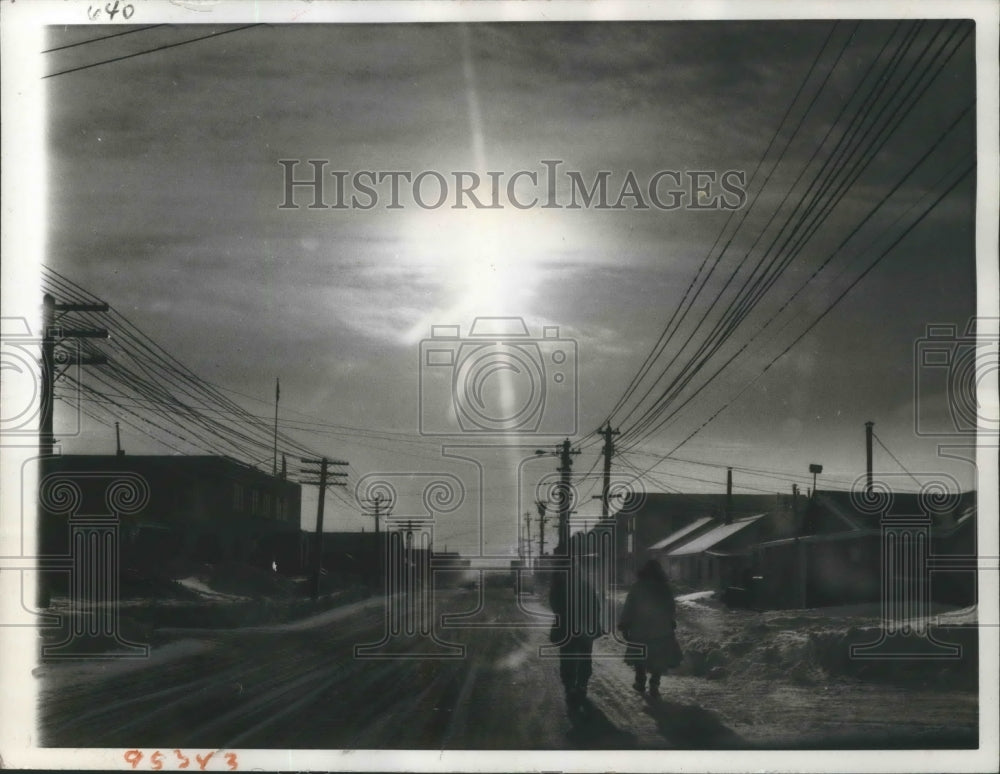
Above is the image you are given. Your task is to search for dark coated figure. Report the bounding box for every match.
[619,559,682,696]
[549,544,604,713]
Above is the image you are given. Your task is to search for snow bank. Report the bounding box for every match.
[671,601,977,688]
[176,576,251,602]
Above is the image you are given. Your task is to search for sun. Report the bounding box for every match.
[399,207,568,341]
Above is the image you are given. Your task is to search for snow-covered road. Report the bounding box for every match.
[37,586,978,749]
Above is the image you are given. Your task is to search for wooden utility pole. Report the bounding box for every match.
[524,511,532,569]
[272,378,280,476]
[535,500,547,557]
[310,457,328,602]
[725,467,733,525]
[364,494,389,533]
[300,456,348,601]
[597,424,620,520]
[556,439,580,554]
[865,420,875,495]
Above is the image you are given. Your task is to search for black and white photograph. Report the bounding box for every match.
[1,1,997,771]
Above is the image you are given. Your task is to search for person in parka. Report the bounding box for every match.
[549,541,604,712]
[618,559,681,695]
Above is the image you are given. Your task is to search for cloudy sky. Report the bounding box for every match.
[39,17,981,554]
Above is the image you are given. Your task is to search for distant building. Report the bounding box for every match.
[300,530,384,586]
[660,514,769,587]
[298,532,471,590]
[39,455,301,579]
[753,490,977,609]
[613,492,790,583]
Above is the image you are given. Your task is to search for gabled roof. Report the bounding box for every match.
[809,490,978,533]
[618,492,781,520]
[648,516,714,551]
[667,514,766,556]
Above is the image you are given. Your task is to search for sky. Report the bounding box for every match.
[36,18,984,556]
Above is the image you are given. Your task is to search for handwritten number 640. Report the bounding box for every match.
[88,1,135,21]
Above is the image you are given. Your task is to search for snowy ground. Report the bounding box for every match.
[37,586,978,750]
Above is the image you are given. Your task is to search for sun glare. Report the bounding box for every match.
[399,208,568,342]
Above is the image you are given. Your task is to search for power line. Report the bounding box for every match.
[660,159,974,458]
[624,447,858,486]
[42,25,165,54]
[618,25,972,452]
[617,22,965,451]
[604,21,846,427]
[44,24,263,79]
[42,266,344,468]
[617,452,785,496]
[617,21,869,435]
[625,126,973,455]
[872,431,924,487]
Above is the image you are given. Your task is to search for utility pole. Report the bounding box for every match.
[404,519,416,587]
[535,500,547,558]
[363,494,389,533]
[524,511,532,570]
[300,456,348,601]
[272,378,280,477]
[40,293,109,458]
[361,494,390,595]
[597,424,620,520]
[725,467,733,525]
[310,457,328,601]
[555,439,581,553]
[115,421,124,456]
[865,420,874,495]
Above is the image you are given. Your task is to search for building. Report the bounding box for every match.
[299,530,385,587]
[660,514,769,587]
[613,492,790,583]
[297,531,473,590]
[39,454,302,579]
[752,490,977,609]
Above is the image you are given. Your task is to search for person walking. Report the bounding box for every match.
[549,542,604,713]
[619,559,682,696]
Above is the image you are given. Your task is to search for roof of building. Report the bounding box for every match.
[617,492,782,520]
[666,514,766,556]
[647,516,714,551]
[44,454,300,489]
[808,490,977,532]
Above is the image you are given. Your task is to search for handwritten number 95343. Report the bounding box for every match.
[87,1,135,21]
[123,750,238,771]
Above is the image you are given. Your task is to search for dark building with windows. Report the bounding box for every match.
[39,455,301,576]
[613,492,790,584]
